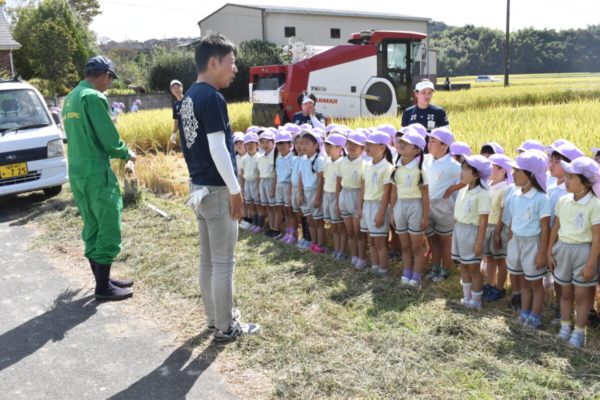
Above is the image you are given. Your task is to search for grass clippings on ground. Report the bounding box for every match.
[3,187,599,400]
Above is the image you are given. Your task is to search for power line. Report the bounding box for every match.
[99,0,203,12]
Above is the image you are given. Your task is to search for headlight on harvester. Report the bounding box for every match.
[47,139,65,158]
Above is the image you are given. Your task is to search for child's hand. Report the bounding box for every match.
[374,212,384,228]
[313,197,321,209]
[493,233,502,249]
[581,264,595,283]
[420,217,428,233]
[358,208,363,220]
[298,194,304,207]
[335,203,342,218]
[443,188,453,199]
[270,188,275,198]
[547,252,556,272]
[534,252,547,270]
[474,243,483,257]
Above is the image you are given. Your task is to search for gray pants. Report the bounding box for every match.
[191,184,237,332]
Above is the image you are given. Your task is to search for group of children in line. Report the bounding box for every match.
[110,100,142,124]
[233,120,600,348]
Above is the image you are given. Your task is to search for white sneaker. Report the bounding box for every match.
[558,325,572,340]
[408,279,421,288]
[240,221,251,230]
[401,276,410,285]
[214,319,260,341]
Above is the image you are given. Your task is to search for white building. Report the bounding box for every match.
[198,3,436,78]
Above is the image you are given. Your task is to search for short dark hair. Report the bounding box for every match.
[480,145,495,155]
[195,32,236,74]
[86,69,109,78]
[551,151,571,163]
[461,160,483,189]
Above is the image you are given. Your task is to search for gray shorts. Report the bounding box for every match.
[393,198,424,235]
[483,224,508,259]
[507,235,548,281]
[552,240,599,287]
[425,197,455,237]
[323,191,342,223]
[276,182,291,207]
[451,221,483,264]
[339,187,360,219]
[360,200,390,237]
[244,179,260,204]
[259,178,276,207]
[291,186,301,212]
[302,189,324,219]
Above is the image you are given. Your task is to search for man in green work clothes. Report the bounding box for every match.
[63,56,135,301]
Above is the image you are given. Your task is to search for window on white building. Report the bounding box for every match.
[285,27,296,38]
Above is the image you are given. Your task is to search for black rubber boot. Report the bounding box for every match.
[88,258,134,288]
[94,262,134,301]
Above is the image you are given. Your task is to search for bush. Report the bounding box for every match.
[147,49,197,94]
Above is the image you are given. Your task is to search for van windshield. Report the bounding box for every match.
[0,89,52,131]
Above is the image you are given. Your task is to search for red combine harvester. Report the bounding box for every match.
[249,30,428,127]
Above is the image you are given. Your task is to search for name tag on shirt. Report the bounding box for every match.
[351,170,359,182]
[464,199,473,213]
[575,212,585,229]
[524,206,533,221]
[332,170,338,181]
[435,172,443,181]
[267,165,273,174]
[253,162,259,171]
[405,174,412,187]
[285,164,291,173]
[372,171,379,185]
[427,120,436,130]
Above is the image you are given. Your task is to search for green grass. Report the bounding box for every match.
[3,188,599,399]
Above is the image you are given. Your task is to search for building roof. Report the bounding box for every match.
[199,3,431,25]
[0,9,21,50]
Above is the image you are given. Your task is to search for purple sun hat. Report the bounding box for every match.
[377,124,396,138]
[365,131,392,145]
[489,154,514,185]
[507,149,549,192]
[462,155,494,191]
[233,132,245,142]
[284,123,302,134]
[111,102,118,109]
[561,157,600,197]
[133,100,141,106]
[326,123,340,133]
[301,129,323,144]
[52,107,61,113]
[244,133,259,144]
[275,130,293,143]
[515,139,544,153]
[399,131,426,150]
[481,142,504,155]
[346,131,367,146]
[408,123,427,139]
[427,127,454,147]
[545,139,573,154]
[397,126,416,138]
[118,102,124,108]
[260,130,276,141]
[591,147,600,156]
[300,123,312,130]
[246,126,259,134]
[547,143,584,161]
[324,133,347,147]
[450,141,471,157]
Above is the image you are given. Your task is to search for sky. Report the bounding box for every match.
[90,0,600,42]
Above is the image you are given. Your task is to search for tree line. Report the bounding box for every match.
[431,24,600,77]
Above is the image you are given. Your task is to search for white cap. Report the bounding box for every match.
[170,79,182,88]
[415,80,435,92]
[301,95,314,104]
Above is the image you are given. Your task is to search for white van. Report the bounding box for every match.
[0,78,68,197]
[475,75,501,82]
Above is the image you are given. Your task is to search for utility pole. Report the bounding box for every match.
[504,0,510,87]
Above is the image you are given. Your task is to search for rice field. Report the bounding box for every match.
[113,73,600,195]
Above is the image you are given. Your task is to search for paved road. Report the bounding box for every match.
[0,202,237,400]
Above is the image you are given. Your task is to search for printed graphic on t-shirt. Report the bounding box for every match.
[464,199,473,213]
[181,97,198,149]
[524,206,533,221]
[575,212,585,229]
[405,174,412,187]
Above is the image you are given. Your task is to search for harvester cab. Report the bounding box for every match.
[250,30,427,127]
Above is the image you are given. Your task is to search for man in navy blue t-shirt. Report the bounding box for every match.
[401,80,449,153]
[291,92,325,128]
[179,33,260,340]
[170,79,184,144]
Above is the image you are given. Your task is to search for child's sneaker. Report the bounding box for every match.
[482,284,493,296]
[272,231,284,240]
[371,264,379,271]
[426,267,441,280]
[460,298,470,306]
[408,279,421,288]
[568,329,585,347]
[377,269,388,275]
[510,293,522,310]
[287,236,298,245]
[558,325,572,340]
[280,234,290,242]
[524,317,541,330]
[214,319,261,341]
[337,252,347,261]
[401,276,410,285]
[466,299,482,310]
[312,245,326,254]
[331,251,340,259]
[355,259,368,270]
[516,314,529,324]
[296,238,307,248]
[431,269,450,282]
[483,287,506,302]
[254,227,264,234]
[350,257,358,266]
